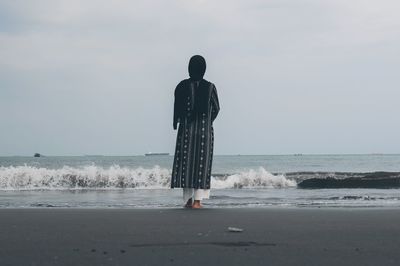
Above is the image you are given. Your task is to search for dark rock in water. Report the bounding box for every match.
[31,203,56,207]
[342,195,363,200]
[34,153,41,157]
[298,175,400,189]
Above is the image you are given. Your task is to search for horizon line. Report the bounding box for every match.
[1,153,400,157]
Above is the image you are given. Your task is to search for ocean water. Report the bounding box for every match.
[1,154,400,208]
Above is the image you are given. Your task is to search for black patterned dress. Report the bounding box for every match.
[171,79,220,189]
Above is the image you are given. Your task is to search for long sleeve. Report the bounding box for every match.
[173,81,185,130]
[173,86,179,130]
[211,84,220,122]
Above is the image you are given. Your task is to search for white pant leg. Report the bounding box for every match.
[194,189,210,200]
[183,188,211,203]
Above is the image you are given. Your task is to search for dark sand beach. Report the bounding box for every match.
[1,208,400,266]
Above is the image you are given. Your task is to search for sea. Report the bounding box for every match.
[1,154,400,208]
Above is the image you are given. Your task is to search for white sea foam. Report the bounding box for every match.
[212,167,297,189]
[0,165,171,190]
[0,165,296,190]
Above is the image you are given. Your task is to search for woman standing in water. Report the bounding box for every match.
[171,55,220,209]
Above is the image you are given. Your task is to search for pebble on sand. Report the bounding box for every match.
[228,227,244,232]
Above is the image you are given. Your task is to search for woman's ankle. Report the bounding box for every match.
[192,200,202,208]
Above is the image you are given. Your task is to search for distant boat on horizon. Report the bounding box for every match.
[144,152,169,156]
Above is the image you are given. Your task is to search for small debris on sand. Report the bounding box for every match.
[228,227,244,232]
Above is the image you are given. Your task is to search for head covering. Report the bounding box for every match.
[188,55,206,81]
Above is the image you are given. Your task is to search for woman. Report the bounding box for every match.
[171,55,220,209]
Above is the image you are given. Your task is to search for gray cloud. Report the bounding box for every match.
[1,0,399,155]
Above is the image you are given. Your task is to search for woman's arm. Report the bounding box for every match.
[173,81,184,130]
[173,85,179,130]
[211,84,220,122]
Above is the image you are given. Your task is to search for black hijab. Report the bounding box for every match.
[188,55,206,81]
[188,55,210,115]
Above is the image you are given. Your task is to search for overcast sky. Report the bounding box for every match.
[0,0,399,156]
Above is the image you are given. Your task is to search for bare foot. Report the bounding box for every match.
[192,200,202,209]
[184,198,192,208]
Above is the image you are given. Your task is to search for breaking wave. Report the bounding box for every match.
[0,165,171,190]
[0,165,296,190]
[2,165,398,190]
[212,168,297,189]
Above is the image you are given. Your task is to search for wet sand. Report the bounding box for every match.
[1,208,400,266]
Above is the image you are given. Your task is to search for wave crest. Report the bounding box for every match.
[213,167,297,189]
[0,165,171,190]
[0,165,297,190]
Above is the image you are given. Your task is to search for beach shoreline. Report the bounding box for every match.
[1,208,399,265]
